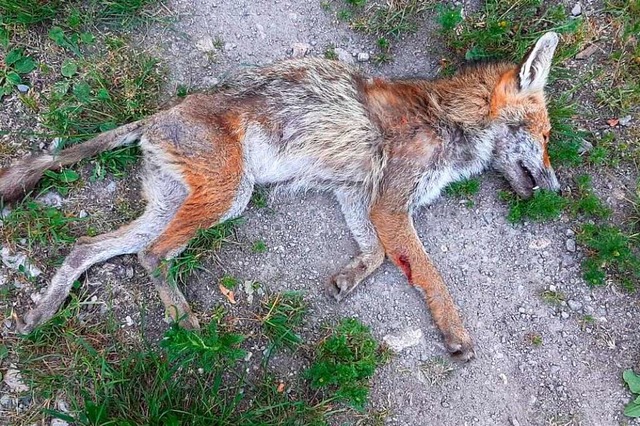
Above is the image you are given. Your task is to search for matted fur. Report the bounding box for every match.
[1,33,563,361]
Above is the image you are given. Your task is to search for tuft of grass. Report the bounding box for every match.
[93,0,158,28]
[541,289,566,306]
[547,96,590,167]
[324,44,338,60]
[0,200,79,248]
[305,318,388,410]
[169,218,242,284]
[220,274,239,290]
[500,190,567,223]
[444,178,480,207]
[570,175,610,219]
[252,239,268,253]
[251,187,269,208]
[526,332,543,347]
[445,178,480,198]
[578,224,640,290]
[260,292,306,350]
[419,357,454,386]
[350,0,430,38]
[161,319,246,371]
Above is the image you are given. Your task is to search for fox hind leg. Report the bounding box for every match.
[137,156,253,329]
[15,200,177,334]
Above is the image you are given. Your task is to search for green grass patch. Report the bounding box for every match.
[623,369,640,417]
[547,96,589,167]
[500,189,567,223]
[305,318,389,410]
[445,178,480,207]
[437,0,586,63]
[13,297,387,425]
[260,292,306,350]
[169,218,242,284]
[1,201,79,248]
[41,37,161,181]
[324,44,338,60]
[595,0,640,116]
[252,239,267,253]
[219,274,239,290]
[1,48,37,97]
[43,40,161,144]
[326,0,431,62]
[445,178,480,198]
[578,224,640,290]
[0,0,63,26]
[250,187,269,209]
[541,289,566,306]
[570,175,610,218]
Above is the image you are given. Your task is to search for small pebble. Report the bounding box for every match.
[16,84,30,93]
[566,239,576,253]
[619,115,632,126]
[568,300,583,311]
[571,3,582,16]
[561,312,570,319]
[334,48,354,65]
[357,52,370,62]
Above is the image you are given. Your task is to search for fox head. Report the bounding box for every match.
[490,32,561,198]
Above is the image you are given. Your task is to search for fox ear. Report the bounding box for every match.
[518,32,559,93]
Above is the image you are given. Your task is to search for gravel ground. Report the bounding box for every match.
[2,1,639,425]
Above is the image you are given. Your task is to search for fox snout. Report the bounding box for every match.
[505,154,561,199]
[516,161,560,199]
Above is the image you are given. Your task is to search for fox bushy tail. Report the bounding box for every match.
[0,120,147,203]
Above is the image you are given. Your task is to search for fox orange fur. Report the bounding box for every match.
[0,33,562,361]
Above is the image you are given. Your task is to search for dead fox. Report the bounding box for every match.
[1,32,561,361]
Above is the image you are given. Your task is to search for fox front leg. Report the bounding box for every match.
[370,203,475,361]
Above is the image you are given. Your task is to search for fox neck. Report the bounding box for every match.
[422,62,516,129]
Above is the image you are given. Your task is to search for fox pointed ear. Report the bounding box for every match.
[519,32,559,92]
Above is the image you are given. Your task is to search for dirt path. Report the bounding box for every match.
[131,1,639,424]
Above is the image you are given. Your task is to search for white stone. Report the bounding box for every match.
[383,328,425,352]
[571,3,582,16]
[36,191,63,208]
[1,247,42,277]
[529,238,551,250]
[357,52,370,62]
[4,369,29,393]
[195,36,216,53]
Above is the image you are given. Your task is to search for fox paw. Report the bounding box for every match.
[326,272,357,302]
[444,332,475,362]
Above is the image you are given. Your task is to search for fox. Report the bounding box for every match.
[0,32,561,361]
